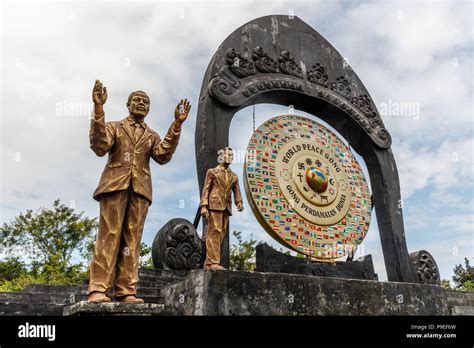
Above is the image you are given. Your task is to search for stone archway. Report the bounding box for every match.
[195,15,417,282]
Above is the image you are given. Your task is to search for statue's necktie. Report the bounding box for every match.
[133,123,142,142]
[225,170,231,189]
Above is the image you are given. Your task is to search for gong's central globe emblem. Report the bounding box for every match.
[305,167,328,193]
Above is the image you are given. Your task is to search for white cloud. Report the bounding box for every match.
[332,1,471,72]
[394,137,473,199]
[439,214,474,236]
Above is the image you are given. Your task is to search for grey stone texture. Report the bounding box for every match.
[63,301,164,316]
[256,243,377,280]
[162,270,467,316]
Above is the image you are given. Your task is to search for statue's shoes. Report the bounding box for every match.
[116,295,145,304]
[87,291,111,303]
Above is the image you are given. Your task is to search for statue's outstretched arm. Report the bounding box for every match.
[89,80,114,157]
[151,99,191,164]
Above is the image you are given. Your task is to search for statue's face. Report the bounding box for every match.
[128,94,150,117]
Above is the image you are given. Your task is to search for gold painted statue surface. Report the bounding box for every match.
[200,147,244,270]
[87,80,191,303]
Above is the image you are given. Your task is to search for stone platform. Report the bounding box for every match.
[64,301,164,316]
[1,268,473,316]
[161,269,469,316]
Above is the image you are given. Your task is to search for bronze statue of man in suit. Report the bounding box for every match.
[88,80,191,303]
[200,147,244,270]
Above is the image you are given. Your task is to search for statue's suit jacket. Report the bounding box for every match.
[89,113,180,203]
[200,165,243,215]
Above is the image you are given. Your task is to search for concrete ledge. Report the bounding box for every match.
[63,301,165,316]
[162,270,450,315]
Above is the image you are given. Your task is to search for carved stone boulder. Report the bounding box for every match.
[409,250,440,285]
[152,218,204,270]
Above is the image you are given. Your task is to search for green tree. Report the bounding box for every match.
[0,199,97,285]
[139,242,153,269]
[230,231,257,271]
[440,279,453,290]
[0,257,27,282]
[452,258,474,292]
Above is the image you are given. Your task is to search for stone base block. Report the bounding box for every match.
[161,270,450,316]
[256,243,377,280]
[63,301,164,316]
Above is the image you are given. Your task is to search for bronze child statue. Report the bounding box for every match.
[88,80,191,303]
[200,147,244,270]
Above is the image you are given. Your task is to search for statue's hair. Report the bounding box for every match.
[218,146,233,154]
[127,90,149,107]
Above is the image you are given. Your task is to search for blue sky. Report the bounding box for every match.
[0,0,472,282]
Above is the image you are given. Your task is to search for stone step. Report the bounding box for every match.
[138,269,189,278]
[20,268,189,298]
[137,276,187,285]
[24,280,178,295]
[74,269,189,285]
[76,269,189,288]
[450,306,474,316]
[0,292,83,305]
[137,287,162,298]
[445,290,474,307]
[0,291,163,306]
[0,302,65,316]
[24,284,87,294]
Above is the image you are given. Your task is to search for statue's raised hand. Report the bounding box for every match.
[92,79,108,106]
[174,99,191,124]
